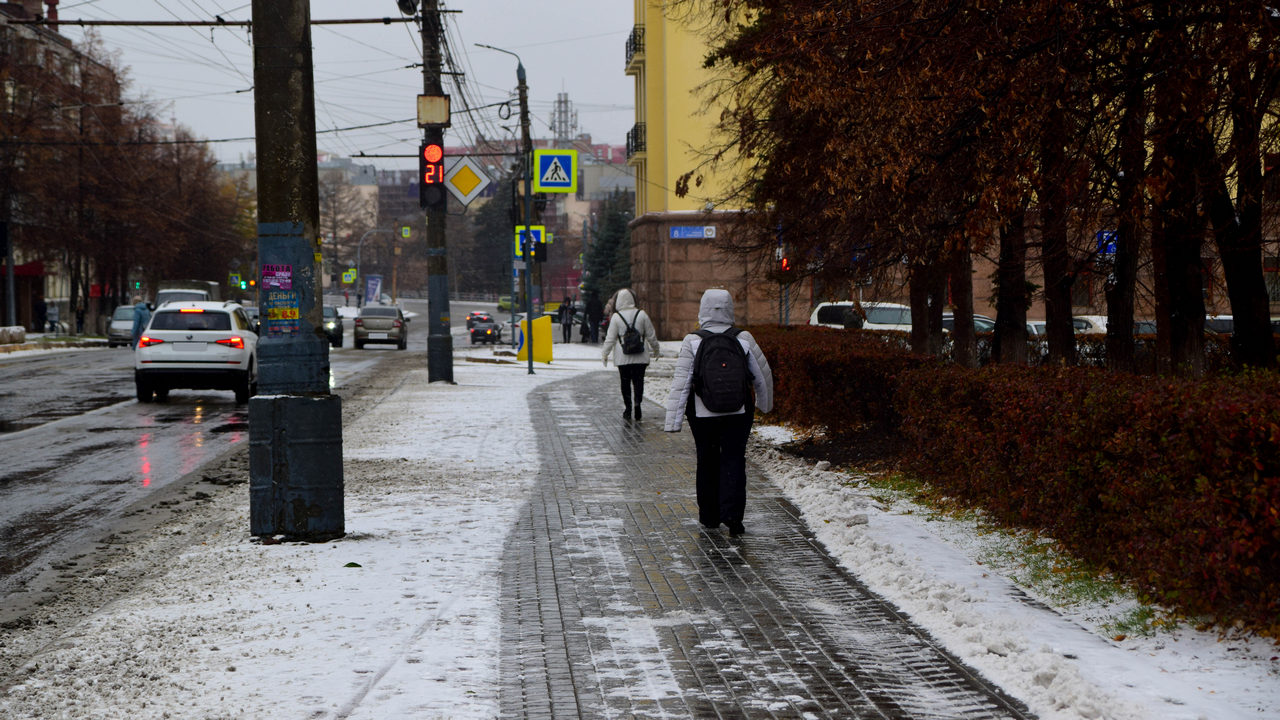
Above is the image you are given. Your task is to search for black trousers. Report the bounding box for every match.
[687,410,753,527]
[618,363,646,410]
[562,323,572,342]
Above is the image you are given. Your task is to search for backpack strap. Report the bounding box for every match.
[620,310,639,332]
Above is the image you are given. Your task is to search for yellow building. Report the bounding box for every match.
[625,4,735,214]
[625,3,785,337]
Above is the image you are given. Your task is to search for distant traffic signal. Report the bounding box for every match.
[419,142,447,212]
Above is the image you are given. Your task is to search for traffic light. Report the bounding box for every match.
[528,233,548,263]
[419,142,447,212]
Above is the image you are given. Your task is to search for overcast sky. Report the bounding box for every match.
[57,1,636,170]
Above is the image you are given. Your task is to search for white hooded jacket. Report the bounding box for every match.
[663,289,773,432]
[601,289,660,367]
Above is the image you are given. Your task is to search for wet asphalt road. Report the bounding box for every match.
[0,298,490,598]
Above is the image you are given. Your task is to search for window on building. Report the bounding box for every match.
[1265,256,1280,303]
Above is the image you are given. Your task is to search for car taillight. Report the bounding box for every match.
[354,318,363,326]
[139,336,163,347]
[216,337,245,349]
[393,319,403,328]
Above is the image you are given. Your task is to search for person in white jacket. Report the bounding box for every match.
[663,288,773,536]
[601,288,661,420]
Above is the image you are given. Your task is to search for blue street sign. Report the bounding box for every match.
[1096,230,1117,255]
[532,150,577,193]
[670,225,717,240]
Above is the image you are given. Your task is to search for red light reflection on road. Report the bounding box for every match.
[139,432,152,487]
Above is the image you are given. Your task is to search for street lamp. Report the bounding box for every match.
[356,228,390,307]
[477,43,536,375]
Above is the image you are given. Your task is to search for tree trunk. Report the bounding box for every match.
[1153,131,1206,376]
[909,259,946,356]
[1105,64,1145,373]
[1199,69,1275,368]
[948,241,977,368]
[993,204,1030,364]
[1039,118,1076,366]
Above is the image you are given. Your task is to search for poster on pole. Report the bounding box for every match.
[364,275,383,304]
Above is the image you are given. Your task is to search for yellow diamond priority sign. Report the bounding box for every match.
[445,156,491,206]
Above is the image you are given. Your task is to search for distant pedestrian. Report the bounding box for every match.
[558,296,575,343]
[584,291,603,343]
[46,302,60,334]
[33,297,46,334]
[600,288,660,421]
[75,300,85,335]
[130,295,151,348]
[663,288,773,537]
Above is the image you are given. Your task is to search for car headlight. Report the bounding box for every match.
[325,321,336,329]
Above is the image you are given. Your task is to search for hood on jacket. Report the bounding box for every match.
[698,288,735,328]
[614,288,636,312]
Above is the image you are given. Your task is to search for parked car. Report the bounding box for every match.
[1204,315,1234,336]
[808,301,913,331]
[134,301,258,403]
[323,306,344,347]
[466,311,494,330]
[1134,320,1157,335]
[154,288,211,308]
[242,305,260,334]
[1027,320,1047,337]
[469,319,502,345]
[107,305,135,347]
[1072,315,1108,334]
[354,305,407,349]
[941,312,996,333]
[497,296,513,312]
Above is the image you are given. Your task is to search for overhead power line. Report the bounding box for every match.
[8,16,419,27]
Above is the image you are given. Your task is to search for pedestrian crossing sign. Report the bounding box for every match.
[532,149,577,193]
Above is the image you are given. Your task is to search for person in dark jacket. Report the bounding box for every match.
[583,291,604,343]
[558,296,575,343]
[664,288,773,536]
[33,297,46,334]
[600,289,660,421]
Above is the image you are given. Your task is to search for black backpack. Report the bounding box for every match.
[692,328,751,412]
[619,311,645,354]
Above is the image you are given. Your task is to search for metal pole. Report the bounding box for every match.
[478,43,535,373]
[422,0,453,383]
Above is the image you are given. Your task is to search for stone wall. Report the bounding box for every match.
[629,211,783,340]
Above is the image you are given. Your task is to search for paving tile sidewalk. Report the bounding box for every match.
[499,372,1035,719]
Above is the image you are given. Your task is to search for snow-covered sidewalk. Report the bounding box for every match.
[0,340,1275,719]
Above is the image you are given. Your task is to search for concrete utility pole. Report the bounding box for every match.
[517,61,536,374]
[420,0,453,383]
[248,0,343,540]
[479,44,537,374]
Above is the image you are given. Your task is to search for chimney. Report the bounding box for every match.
[44,0,56,30]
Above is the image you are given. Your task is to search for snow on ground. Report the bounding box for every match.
[0,339,1277,719]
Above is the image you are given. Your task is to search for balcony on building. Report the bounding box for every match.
[625,25,645,74]
[626,122,646,160]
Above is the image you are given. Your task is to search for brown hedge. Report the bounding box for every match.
[895,365,1280,633]
[748,325,936,437]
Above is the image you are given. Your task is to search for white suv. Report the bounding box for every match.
[134,301,259,403]
[809,301,913,331]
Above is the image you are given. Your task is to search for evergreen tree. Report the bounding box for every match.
[582,190,633,300]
